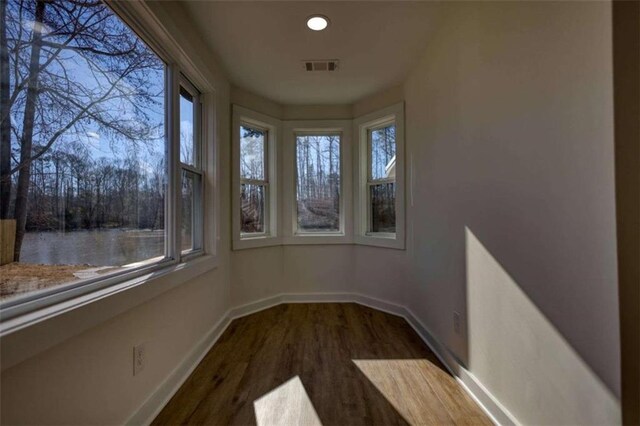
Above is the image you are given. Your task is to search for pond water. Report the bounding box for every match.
[21,229,164,266]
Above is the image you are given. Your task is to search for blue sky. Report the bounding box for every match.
[7,0,167,172]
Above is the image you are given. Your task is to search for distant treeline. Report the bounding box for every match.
[12,145,165,233]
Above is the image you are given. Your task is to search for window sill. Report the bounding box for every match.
[355,234,405,250]
[233,236,282,250]
[0,254,218,370]
[282,234,353,245]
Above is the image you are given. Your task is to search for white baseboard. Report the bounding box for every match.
[400,306,518,426]
[126,313,232,426]
[457,367,519,426]
[129,292,516,426]
[282,292,355,303]
[350,295,517,425]
[229,294,284,319]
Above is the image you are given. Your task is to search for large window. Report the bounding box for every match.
[295,134,341,233]
[0,0,209,314]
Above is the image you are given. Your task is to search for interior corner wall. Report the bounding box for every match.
[402,1,620,424]
[231,86,284,119]
[351,85,404,119]
[0,2,233,424]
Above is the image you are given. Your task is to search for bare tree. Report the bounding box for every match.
[1,0,164,260]
[0,0,11,219]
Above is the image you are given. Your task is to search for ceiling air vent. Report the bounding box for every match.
[303,60,339,72]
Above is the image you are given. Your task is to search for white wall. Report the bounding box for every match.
[231,245,283,306]
[0,2,622,425]
[0,2,233,424]
[231,3,622,425]
[1,271,229,425]
[402,2,620,424]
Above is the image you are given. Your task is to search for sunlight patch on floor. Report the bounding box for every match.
[353,359,453,425]
[253,376,322,426]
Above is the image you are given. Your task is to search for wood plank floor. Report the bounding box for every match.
[152,303,492,426]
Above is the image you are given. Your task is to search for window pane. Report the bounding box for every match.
[180,88,196,166]
[370,183,396,233]
[296,135,340,232]
[181,170,202,252]
[240,126,266,181]
[370,125,396,180]
[240,184,265,233]
[1,0,166,303]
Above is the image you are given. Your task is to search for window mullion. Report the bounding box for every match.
[180,163,201,175]
[241,178,268,186]
[368,177,396,185]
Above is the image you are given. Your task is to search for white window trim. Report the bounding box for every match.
[353,103,405,250]
[179,76,205,257]
[0,1,220,326]
[282,120,353,245]
[232,106,281,250]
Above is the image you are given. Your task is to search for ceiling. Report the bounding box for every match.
[181,1,440,105]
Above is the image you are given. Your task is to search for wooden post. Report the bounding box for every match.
[613,1,640,424]
[0,219,16,265]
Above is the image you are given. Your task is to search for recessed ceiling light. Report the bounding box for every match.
[307,15,329,31]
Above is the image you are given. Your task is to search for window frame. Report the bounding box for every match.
[366,120,397,238]
[232,106,281,250]
[353,103,405,249]
[239,123,270,238]
[0,1,219,324]
[282,120,353,245]
[178,76,205,258]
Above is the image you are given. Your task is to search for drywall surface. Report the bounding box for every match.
[466,228,619,424]
[231,245,284,306]
[0,271,229,425]
[231,86,353,121]
[352,85,404,119]
[231,86,284,119]
[282,246,355,294]
[282,105,352,121]
[353,245,408,306]
[403,1,620,424]
[0,1,233,424]
[231,245,357,306]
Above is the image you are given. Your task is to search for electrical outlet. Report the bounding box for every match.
[453,311,461,334]
[133,343,146,376]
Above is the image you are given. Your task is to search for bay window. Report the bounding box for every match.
[231,106,404,250]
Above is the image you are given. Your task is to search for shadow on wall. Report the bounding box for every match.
[465,227,620,425]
